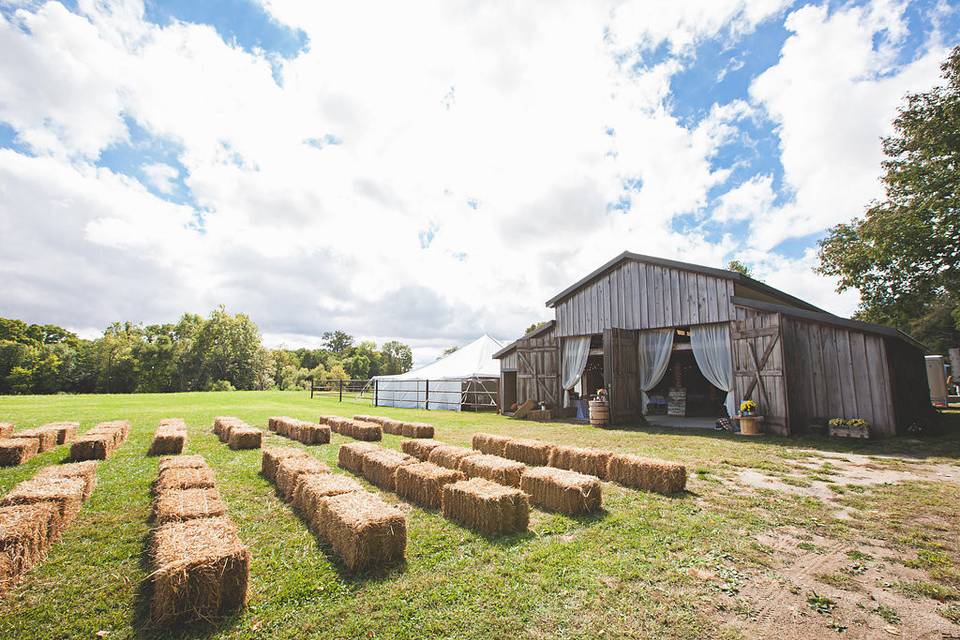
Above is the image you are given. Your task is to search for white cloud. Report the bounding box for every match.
[713,173,775,223]
[141,162,178,194]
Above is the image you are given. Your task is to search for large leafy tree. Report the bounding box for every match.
[817,46,960,352]
[380,341,413,375]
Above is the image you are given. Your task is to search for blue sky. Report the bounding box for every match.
[0,0,957,362]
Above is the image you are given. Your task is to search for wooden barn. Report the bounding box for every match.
[493,252,930,437]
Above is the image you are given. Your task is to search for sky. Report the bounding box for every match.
[0,0,957,366]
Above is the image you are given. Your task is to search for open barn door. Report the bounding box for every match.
[603,328,640,424]
[516,336,560,410]
[732,312,789,435]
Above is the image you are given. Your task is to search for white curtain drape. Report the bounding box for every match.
[691,323,736,417]
[561,336,591,407]
[638,329,674,415]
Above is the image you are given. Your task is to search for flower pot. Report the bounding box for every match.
[737,416,763,436]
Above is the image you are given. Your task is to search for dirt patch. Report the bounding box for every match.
[714,528,960,639]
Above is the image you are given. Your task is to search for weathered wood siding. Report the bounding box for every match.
[603,328,640,424]
[500,351,518,371]
[732,307,789,435]
[555,260,735,336]
[884,336,932,436]
[781,316,897,437]
[515,326,560,410]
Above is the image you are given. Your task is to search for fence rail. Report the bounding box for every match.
[309,377,499,411]
[309,379,373,402]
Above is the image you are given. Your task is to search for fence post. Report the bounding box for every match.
[425,379,430,411]
[374,379,378,406]
[339,379,343,402]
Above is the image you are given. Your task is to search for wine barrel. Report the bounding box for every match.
[589,400,609,428]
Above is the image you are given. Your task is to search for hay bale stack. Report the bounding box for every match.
[503,438,554,467]
[360,449,418,492]
[0,423,12,438]
[158,455,207,473]
[380,419,404,436]
[34,461,98,500]
[155,466,216,495]
[38,422,78,445]
[154,488,227,524]
[520,467,602,515]
[318,416,347,434]
[295,421,330,445]
[401,422,434,439]
[275,457,330,501]
[212,416,242,442]
[428,445,480,471]
[149,517,250,626]
[10,429,57,453]
[458,454,525,488]
[261,447,310,482]
[227,426,262,450]
[353,415,385,426]
[90,420,130,443]
[69,434,110,461]
[0,438,39,467]
[547,445,611,480]
[0,503,59,597]
[441,478,529,536]
[337,442,379,474]
[346,420,383,442]
[268,416,295,433]
[471,433,512,457]
[149,420,188,456]
[315,491,406,572]
[292,474,364,533]
[606,454,686,494]
[395,462,464,509]
[401,438,444,461]
[0,477,86,538]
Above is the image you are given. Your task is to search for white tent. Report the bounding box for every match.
[372,335,504,411]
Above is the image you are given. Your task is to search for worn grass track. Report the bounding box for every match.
[0,391,957,639]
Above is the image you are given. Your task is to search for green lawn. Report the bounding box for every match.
[0,391,958,639]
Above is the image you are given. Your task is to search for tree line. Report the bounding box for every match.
[0,308,413,395]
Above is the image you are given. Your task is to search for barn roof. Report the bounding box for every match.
[492,320,555,359]
[544,251,824,313]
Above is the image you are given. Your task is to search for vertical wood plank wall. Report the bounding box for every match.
[731,308,789,435]
[780,316,897,437]
[515,327,560,410]
[555,261,735,336]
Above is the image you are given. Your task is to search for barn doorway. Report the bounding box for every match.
[645,328,727,429]
[502,371,517,412]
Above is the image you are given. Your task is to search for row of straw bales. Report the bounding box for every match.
[471,433,687,495]
[69,421,129,462]
[212,417,262,450]
[353,415,435,439]
[263,447,406,572]
[319,416,382,442]
[0,460,98,596]
[268,416,331,446]
[149,454,249,627]
[149,419,188,456]
[340,442,530,536]
[0,421,79,467]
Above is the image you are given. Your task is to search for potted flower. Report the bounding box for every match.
[828,418,870,439]
[737,400,763,436]
[740,400,758,416]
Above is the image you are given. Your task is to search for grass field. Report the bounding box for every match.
[0,391,958,639]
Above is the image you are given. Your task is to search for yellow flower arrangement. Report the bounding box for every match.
[740,400,758,414]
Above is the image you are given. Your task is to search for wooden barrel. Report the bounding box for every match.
[589,400,609,428]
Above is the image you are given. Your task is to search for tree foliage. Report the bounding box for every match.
[726,260,752,277]
[0,310,414,394]
[817,47,960,352]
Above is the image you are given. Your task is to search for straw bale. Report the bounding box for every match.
[520,466,601,515]
[380,419,404,436]
[69,434,110,461]
[34,461,98,500]
[213,416,242,441]
[349,420,382,442]
[441,478,529,536]
[155,467,216,495]
[459,454,525,488]
[10,429,57,453]
[83,428,120,450]
[92,420,130,443]
[292,474,364,532]
[296,422,330,445]
[318,416,346,434]
[0,438,39,466]
[427,445,480,471]
[400,438,444,461]
[395,462,464,509]
[154,488,226,524]
[39,422,79,445]
[0,477,85,538]
[158,455,207,473]
[149,430,187,456]
[150,517,249,626]
[401,422,434,439]
[360,449,418,491]
[352,415,385,426]
[503,438,554,467]
[338,442,380,474]
[260,447,309,482]
[471,433,512,457]
[606,454,687,494]
[267,416,295,433]
[0,503,59,596]
[547,445,611,480]
[275,457,330,500]
[159,418,187,430]
[0,423,12,438]
[315,491,406,572]
[227,427,262,450]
